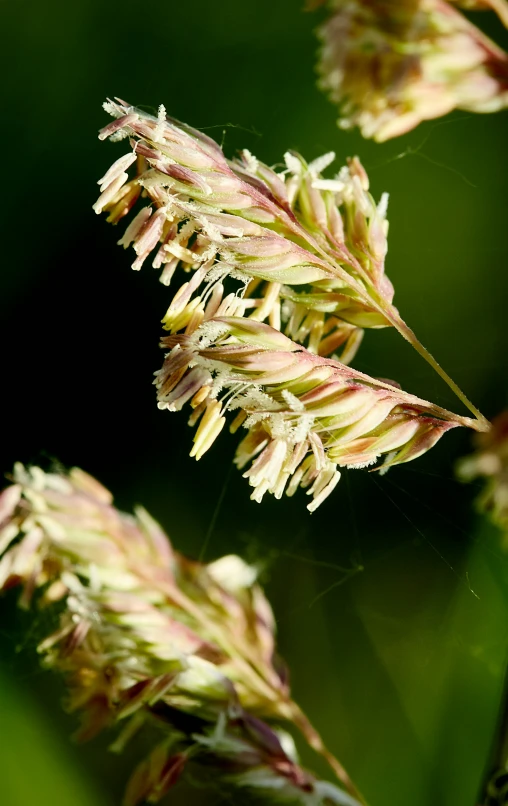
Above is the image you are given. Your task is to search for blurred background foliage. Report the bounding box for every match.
[1,1,508,804]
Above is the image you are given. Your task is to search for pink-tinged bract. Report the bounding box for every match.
[0,464,364,805]
[314,0,508,141]
[155,317,467,511]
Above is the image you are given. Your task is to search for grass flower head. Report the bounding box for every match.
[457,411,508,544]
[313,0,508,141]
[95,99,489,443]
[155,317,472,511]
[0,464,364,804]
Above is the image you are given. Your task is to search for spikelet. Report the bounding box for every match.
[95,100,488,428]
[313,0,508,141]
[457,411,508,545]
[0,464,363,805]
[154,317,473,511]
[94,99,399,365]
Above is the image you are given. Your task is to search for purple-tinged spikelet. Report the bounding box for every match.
[313,0,508,141]
[94,100,488,433]
[0,464,364,805]
[458,411,508,544]
[94,99,398,365]
[154,317,470,510]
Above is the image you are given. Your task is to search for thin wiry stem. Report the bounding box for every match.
[96,100,489,436]
[289,701,368,806]
[380,304,490,431]
[289,208,489,430]
[152,573,365,802]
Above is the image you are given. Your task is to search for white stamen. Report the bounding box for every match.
[311,178,345,193]
[98,153,137,191]
[281,390,305,412]
[283,152,302,176]
[153,104,167,143]
[93,172,129,214]
[307,470,341,512]
[102,100,122,117]
[117,207,152,249]
[377,192,390,218]
[207,555,257,591]
[242,149,259,173]
[308,151,336,174]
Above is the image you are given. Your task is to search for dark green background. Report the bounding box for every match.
[1,1,508,804]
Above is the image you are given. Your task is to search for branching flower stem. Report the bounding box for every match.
[375,303,489,431]
[0,465,367,805]
[289,702,366,805]
[95,100,489,444]
[297,223,488,430]
[139,556,365,802]
[213,163,486,430]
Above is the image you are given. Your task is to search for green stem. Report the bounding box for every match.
[288,700,368,805]
[380,304,490,432]
[300,227,489,432]
[142,575,364,802]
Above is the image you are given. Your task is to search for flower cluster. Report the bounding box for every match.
[313,0,508,141]
[155,317,468,511]
[95,97,398,365]
[95,99,487,509]
[123,710,362,806]
[457,411,508,544]
[0,464,362,805]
